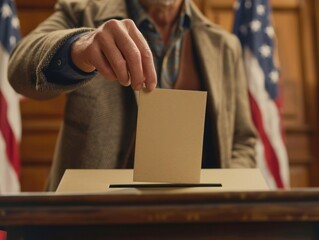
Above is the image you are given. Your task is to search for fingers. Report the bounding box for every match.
[88,45,117,81]
[140,48,157,90]
[124,21,157,90]
[106,19,157,91]
[98,34,131,86]
[113,28,144,90]
[71,19,157,91]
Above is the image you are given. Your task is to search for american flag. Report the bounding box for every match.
[0,0,21,194]
[233,0,289,188]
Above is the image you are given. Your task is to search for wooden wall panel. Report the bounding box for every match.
[20,166,51,192]
[289,165,310,187]
[21,127,60,162]
[16,0,56,7]
[21,96,65,117]
[275,12,305,125]
[15,0,319,191]
[18,10,54,36]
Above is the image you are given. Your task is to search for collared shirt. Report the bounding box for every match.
[45,0,191,88]
[127,0,191,88]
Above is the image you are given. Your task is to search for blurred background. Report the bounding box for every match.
[14,0,319,191]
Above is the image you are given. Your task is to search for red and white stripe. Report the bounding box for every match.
[244,47,290,189]
[0,44,21,194]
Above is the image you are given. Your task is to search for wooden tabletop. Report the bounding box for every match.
[1,190,319,226]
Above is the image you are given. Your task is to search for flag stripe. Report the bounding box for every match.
[0,46,22,143]
[255,139,277,188]
[244,47,289,188]
[249,92,283,188]
[0,134,20,193]
[0,91,20,175]
[0,230,7,240]
[244,46,289,188]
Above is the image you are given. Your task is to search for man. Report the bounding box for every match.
[8,0,257,190]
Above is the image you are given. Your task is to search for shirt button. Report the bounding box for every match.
[148,23,154,30]
[57,59,62,66]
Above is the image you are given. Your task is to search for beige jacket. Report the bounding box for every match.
[9,0,257,190]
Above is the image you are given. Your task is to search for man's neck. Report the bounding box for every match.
[139,0,183,44]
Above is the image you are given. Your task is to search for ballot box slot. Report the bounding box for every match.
[109,183,222,188]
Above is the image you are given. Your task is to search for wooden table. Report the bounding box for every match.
[1,190,319,239]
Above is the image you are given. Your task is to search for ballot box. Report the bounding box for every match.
[56,169,269,193]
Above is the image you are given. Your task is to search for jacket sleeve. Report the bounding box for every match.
[230,38,257,168]
[8,0,95,100]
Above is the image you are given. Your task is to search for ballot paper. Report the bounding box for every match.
[133,88,207,183]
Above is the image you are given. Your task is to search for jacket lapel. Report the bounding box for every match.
[189,1,221,119]
[190,1,225,161]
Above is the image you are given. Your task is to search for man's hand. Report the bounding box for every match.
[71,19,157,91]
